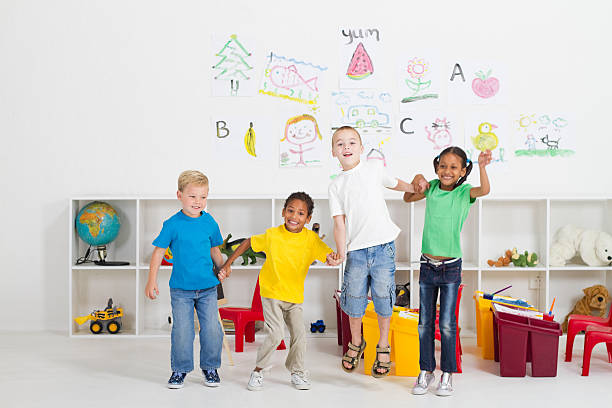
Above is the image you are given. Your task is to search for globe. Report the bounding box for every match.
[76,201,121,246]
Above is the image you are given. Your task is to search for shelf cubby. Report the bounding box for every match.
[69,195,612,337]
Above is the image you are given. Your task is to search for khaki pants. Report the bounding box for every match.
[256,297,306,374]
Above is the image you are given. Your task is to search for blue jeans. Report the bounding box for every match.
[340,241,396,318]
[170,287,223,373]
[418,255,461,373]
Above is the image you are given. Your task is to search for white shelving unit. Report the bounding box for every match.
[69,196,612,337]
[69,196,342,338]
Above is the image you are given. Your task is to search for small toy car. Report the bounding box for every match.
[74,298,123,334]
[310,319,326,333]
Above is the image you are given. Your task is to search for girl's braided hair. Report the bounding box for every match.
[433,146,473,188]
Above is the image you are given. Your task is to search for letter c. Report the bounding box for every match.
[400,117,414,135]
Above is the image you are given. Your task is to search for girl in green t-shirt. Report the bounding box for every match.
[403,146,492,397]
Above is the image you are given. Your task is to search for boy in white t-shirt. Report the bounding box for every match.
[329,126,427,377]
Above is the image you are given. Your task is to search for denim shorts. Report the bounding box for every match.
[340,241,396,318]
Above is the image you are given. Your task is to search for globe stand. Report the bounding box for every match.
[93,245,129,266]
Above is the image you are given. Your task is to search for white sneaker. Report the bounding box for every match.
[290,371,311,390]
[247,370,264,391]
[436,372,453,396]
[412,370,435,395]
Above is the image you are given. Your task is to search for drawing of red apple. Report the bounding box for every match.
[472,69,499,98]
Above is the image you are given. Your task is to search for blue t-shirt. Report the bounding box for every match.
[153,210,223,290]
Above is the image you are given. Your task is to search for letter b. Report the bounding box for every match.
[216,121,229,138]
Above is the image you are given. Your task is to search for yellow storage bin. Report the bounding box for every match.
[362,302,419,376]
[473,291,537,360]
[391,309,420,377]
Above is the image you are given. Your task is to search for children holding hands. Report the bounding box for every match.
[145,141,490,396]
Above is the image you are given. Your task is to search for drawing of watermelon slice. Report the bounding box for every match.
[346,43,373,80]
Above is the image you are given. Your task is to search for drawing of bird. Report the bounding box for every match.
[471,122,498,151]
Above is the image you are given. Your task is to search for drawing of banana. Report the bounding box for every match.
[244,122,256,157]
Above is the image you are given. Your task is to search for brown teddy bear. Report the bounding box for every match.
[487,249,512,267]
[561,284,610,332]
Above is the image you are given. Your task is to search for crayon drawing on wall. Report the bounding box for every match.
[398,55,441,111]
[339,28,383,89]
[464,112,509,170]
[331,90,393,168]
[211,34,256,97]
[396,110,463,158]
[211,117,273,161]
[279,114,323,168]
[514,113,574,157]
[448,61,506,105]
[259,53,327,111]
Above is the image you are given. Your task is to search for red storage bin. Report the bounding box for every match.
[493,310,530,376]
[529,318,563,377]
[492,304,562,377]
[493,311,532,364]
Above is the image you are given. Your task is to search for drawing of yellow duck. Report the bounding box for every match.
[472,122,498,151]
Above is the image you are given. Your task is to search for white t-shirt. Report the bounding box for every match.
[328,161,400,252]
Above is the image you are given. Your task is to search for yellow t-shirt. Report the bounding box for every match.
[251,225,332,303]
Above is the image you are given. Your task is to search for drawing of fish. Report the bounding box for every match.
[269,65,319,92]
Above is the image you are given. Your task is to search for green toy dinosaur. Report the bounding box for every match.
[510,247,539,267]
[220,233,266,266]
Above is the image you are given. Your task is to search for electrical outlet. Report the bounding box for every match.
[529,276,540,289]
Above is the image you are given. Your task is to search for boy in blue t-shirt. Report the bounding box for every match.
[145,170,230,389]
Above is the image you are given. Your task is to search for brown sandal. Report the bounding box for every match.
[371,345,391,378]
[341,337,366,373]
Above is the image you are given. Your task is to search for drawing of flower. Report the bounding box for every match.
[406,58,429,80]
[405,58,432,95]
[280,152,290,165]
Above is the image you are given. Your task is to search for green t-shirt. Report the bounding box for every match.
[422,179,476,258]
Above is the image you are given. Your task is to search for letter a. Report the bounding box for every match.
[216,121,229,138]
[450,63,465,82]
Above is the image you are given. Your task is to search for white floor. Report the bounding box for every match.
[1,332,610,408]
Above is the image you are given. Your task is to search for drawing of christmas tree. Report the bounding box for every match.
[212,34,253,96]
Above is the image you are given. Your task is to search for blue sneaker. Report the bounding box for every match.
[203,369,220,387]
[167,372,186,389]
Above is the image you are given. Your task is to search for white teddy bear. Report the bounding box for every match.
[549,225,612,266]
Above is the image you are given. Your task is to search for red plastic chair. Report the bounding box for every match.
[434,284,464,373]
[218,279,286,352]
[565,311,612,362]
[581,325,612,376]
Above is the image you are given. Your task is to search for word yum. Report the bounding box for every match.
[341,28,380,45]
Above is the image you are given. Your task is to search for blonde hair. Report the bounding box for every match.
[178,170,209,192]
[331,126,362,147]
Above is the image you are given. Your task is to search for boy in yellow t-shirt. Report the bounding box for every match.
[220,192,341,391]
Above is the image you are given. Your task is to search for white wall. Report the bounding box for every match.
[2,0,611,330]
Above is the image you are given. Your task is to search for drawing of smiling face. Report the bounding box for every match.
[286,120,317,145]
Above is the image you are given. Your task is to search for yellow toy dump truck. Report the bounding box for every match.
[74,298,123,334]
